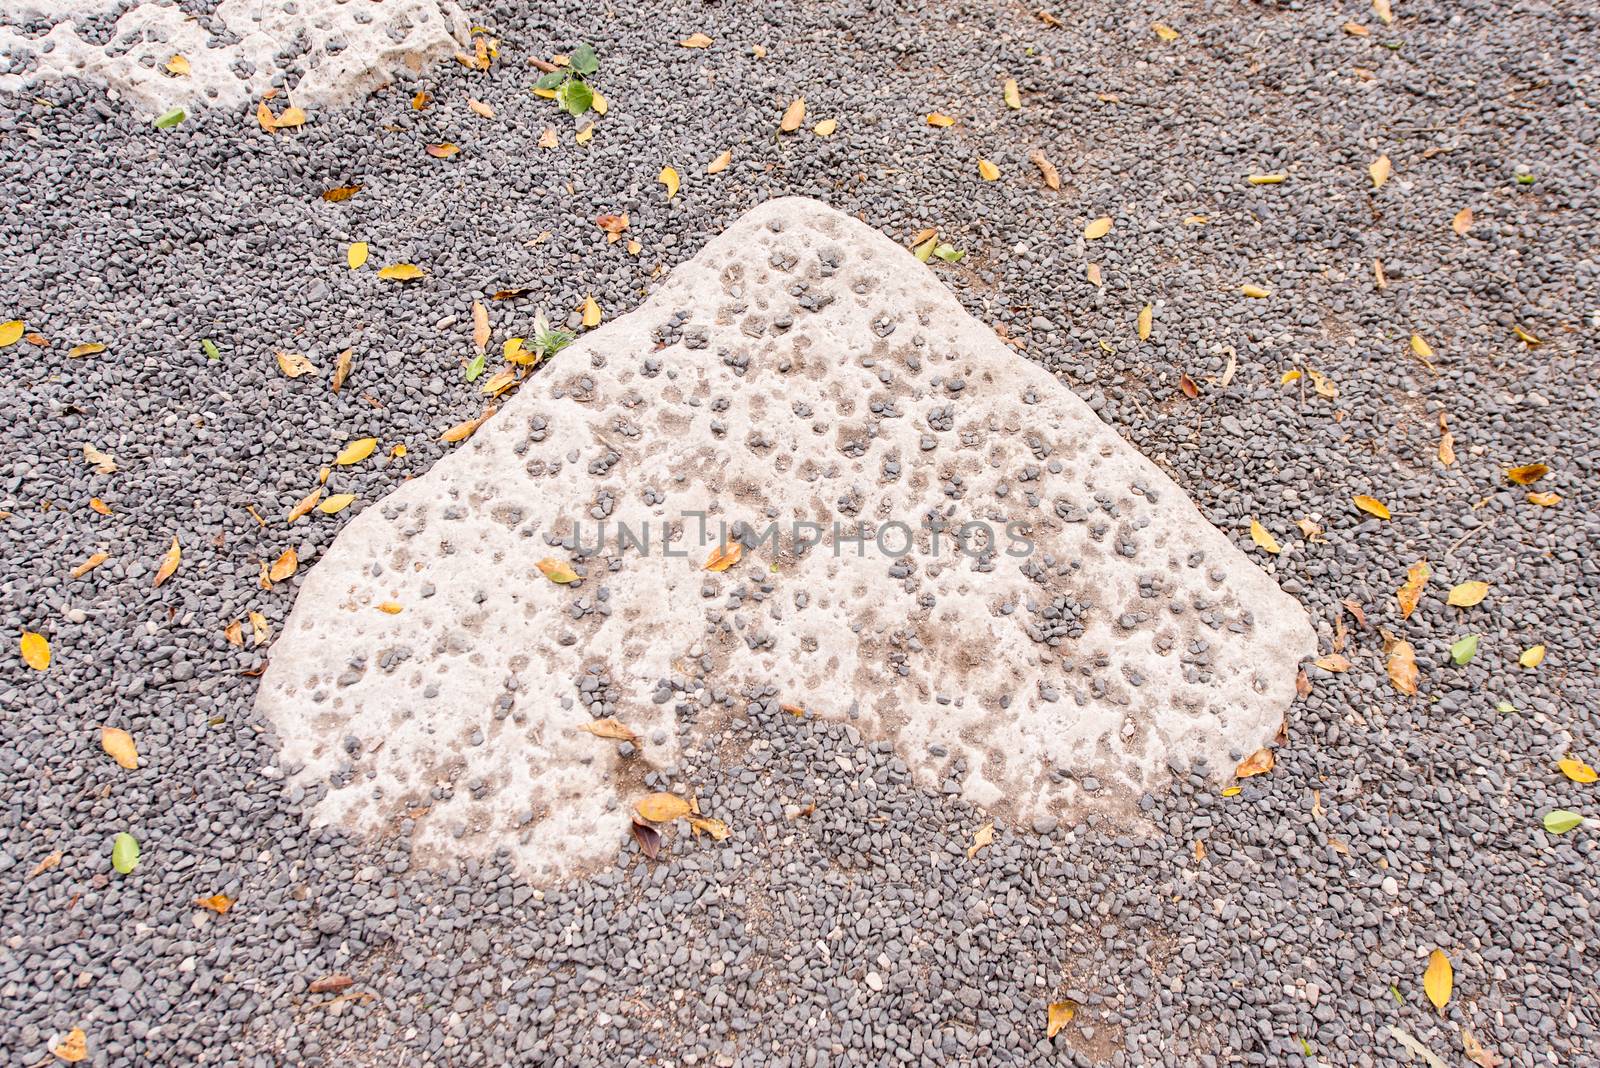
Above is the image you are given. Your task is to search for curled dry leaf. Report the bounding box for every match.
[1397,560,1430,619]
[71,552,109,579]
[1083,216,1112,240]
[926,112,956,127]
[1513,324,1543,346]
[1028,150,1060,190]
[377,263,424,281]
[1423,949,1453,1011]
[1240,283,1271,298]
[82,444,116,473]
[195,893,235,914]
[635,792,692,823]
[21,630,50,671]
[331,348,353,393]
[658,165,680,199]
[472,300,490,352]
[90,497,111,516]
[224,619,244,646]
[579,718,638,743]
[632,820,661,859]
[287,486,322,523]
[706,149,732,174]
[321,184,361,202]
[276,350,317,378]
[1373,0,1394,23]
[308,974,354,995]
[1452,207,1473,235]
[1314,654,1351,673]
[680,32,713,48]
[537,127,558,148]
[1462,1030,1503,1068]
[441,406,495,443]
[1046,1000,1076,1038]
[1249,520,1281,555]
[1527,491,1561,507]
[249,611,270,645]
[425,142,460,158]
[1352,495,1390,519]
[335,437,377,465]
[967,821,994,858]
[1247,172,1286,185]
[153,536,181,587]
[1385,636,1419,696]
[705,541,743,572]
[1447,581,1490,607]
[1002,78,1021,109]
[51,1027,88,1063]
[779,97,805,133]
[1235,748,1275,778]
[688,816,731,840]
[1438,412,1455,466]
[1505,462,1549,485]
[1085,263,1102,287]
[268,549,298,583]
[536,557,579,584]
[1343,20,1370,35]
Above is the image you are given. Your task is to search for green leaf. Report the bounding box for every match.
[932,243,965,263]
[201,338,221,361]
[535,71,565,90]
[1450,634,1479,665]
[154,107,186,129]
[557,79,593,115]
[112,832,140,874]
[1516,173,1535,185]
[1543,809,1584,834]
[464,353,486,382]
[1389,984,1404,1004]
[569,43,599,75]
[1495,700,1517,713]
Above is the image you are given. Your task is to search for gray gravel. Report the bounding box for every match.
[2,0,1597,1066]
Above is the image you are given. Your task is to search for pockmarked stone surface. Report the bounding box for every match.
[0,0,467,111]
[257,197,1315,879]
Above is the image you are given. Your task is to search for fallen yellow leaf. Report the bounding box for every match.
[1519,644,1545,668]
[425,142,460,158]
[1084,216,1112,240]
[779,97,806,133]
[636,792,692,822]
[153,536,181,587]
[1137,303,1153,341]
[377,601,403,614]
[1423,949,1453,1012]
[1386,638,1419,695]
[978,158,1000,181]
[1505,462,1549,485]
[1527,491,1561,507]
[1557,757,1597,784]
[195,893,235,914]
[707,149,732,174]
[926,112,956,127]
[680,32,713,48]
[21,630,50,671]
[580,295,602,328]
[1446,581,1490,607]
[472,300,490,352]
[68,342,106,358]
[275,350,317,378]
[1397,560,1430,619]
[537,557,579,584]
[1152,22,1179,41]
[1369,154,1392,188]
[335,437,377,465]
[812,118,837,137]
[1249,519,1281,554]
[51,1027,88,1063]
[1352,495,1390,519]
[688,816,731,840]
[318,494,356,514]
[1002,78,1021,109]
[1240,283,1271,298]
[165,54,190,76]
[659,165,680,199]
[377,263,425,281]
[442,407,495,443]
[468,98,495,119]
[1246,172,1286,185]
[1046,1000,1076,1037]
[347,242,368,270]
[286,486,322,524]
[71,552,109,579]
[1452,206,1473,235]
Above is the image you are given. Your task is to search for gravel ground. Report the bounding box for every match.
[2,0,1597,1066]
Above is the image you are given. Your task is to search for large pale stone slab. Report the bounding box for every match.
[258,197,1314,879]
[0,0,467,111]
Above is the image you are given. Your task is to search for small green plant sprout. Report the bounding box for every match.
[537,44,600,116]
[531,310,574,361]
